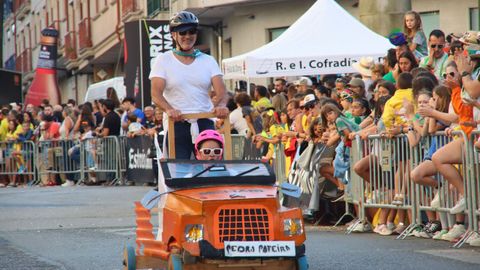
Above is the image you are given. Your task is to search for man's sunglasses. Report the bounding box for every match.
[430,44,444,49]
[442,72,455,79]
[199,148,223,156]
[178,29,198,36]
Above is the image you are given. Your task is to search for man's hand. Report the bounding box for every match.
[166,108,182,122]
[427,47,434,66]
[213,106,229,119]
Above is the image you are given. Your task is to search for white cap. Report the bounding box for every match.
[294,77,313,86]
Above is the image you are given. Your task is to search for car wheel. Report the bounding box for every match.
[168,254,183,270]
[296,255,308,270]
[123,245,136,270]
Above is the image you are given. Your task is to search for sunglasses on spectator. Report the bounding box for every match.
[430,44,444,49]
[199,148,223,156]
[178,29,198,36]
[442,72,455,79]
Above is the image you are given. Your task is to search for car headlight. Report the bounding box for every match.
[283,218,303,236]
[185,224,203,242]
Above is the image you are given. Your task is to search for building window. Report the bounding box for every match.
[470,8,479,31]
[268,27,288,42]
[147,0,169,17]
[420,11,439,37]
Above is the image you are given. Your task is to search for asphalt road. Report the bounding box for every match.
[1,186,479,270]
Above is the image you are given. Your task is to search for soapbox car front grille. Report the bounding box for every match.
[215,205,273,245]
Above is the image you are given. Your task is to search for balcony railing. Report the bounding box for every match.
[64,31,78,61]
[13,0,31,20]
[122,0,143,21]
[147,0,170,17]
[78,18,93,50]
[122,0,137,17]
[15,48,32,73]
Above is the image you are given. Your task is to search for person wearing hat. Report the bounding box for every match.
[352,57,374,93]
[388,32,410,60]
[348,78,367,100]
[294,76,313,94]
[419,29,449,80]
[149,11,229,159]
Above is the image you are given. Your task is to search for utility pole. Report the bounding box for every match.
[358,0,412,36]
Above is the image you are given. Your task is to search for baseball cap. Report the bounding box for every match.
[294,77,313,86]
[348,78,365,88]
[303,94,317,107]
[388,32,408,46]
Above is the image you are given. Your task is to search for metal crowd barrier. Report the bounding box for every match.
[462,130,480,247]
[81,136,120,185]
[118,135,129,183]
[0,140,37,185]
[36,139,83,186]
[346,131,479,247]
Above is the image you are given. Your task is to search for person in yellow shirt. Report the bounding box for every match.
[0,109,9,142]
[381,72,414,226]
[382,72,414,131]
[253,85,272,112]
[5,119,24,187]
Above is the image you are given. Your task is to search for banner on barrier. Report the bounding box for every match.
[126,136,155,183]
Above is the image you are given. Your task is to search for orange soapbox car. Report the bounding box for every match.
[123,113,308,270]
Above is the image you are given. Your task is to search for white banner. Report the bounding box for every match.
[224,241,296,257]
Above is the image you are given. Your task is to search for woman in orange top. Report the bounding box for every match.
[420,61,473,216]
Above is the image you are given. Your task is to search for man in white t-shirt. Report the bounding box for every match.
[149,11,229,159]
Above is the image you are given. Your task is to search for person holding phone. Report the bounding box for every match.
[149,11,229,159]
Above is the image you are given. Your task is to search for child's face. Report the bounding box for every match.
[313,124,324,137]
[340,99,351,110]
[8,121,15,130]
[198,140,223,160]
[405,14,416,29]
[399,57,412,72]
[351,102,366,117]
[280,113,288,124]
[326,111,338,123]
[417,94,430,107]
[377,86,390,98]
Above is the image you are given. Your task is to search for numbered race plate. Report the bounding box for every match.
[224,241,296,257]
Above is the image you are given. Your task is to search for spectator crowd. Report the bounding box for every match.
[1,10,480,247]
[0,89,163,187]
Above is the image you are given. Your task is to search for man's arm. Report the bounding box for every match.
[151,77,182,121]
[211,75,229,119]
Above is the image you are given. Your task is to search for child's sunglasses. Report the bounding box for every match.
[199,148,223,156]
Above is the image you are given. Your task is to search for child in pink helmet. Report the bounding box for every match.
[194,130,224,160]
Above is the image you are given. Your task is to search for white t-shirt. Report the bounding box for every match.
[149,51,222,113]
[230,106,249,137]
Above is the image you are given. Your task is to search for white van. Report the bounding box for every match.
[84,77,127,103]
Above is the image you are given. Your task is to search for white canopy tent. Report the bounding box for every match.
[222,0,394,79]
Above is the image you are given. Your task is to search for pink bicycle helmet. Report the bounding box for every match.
[194,130,224,152]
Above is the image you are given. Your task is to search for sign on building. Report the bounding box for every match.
[124,20,173,108]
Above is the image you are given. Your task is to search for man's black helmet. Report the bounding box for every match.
[169,11,199,32]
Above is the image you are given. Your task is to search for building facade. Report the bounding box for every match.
[1,0,479,104]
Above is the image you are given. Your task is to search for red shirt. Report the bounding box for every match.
[44,122,61,139]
